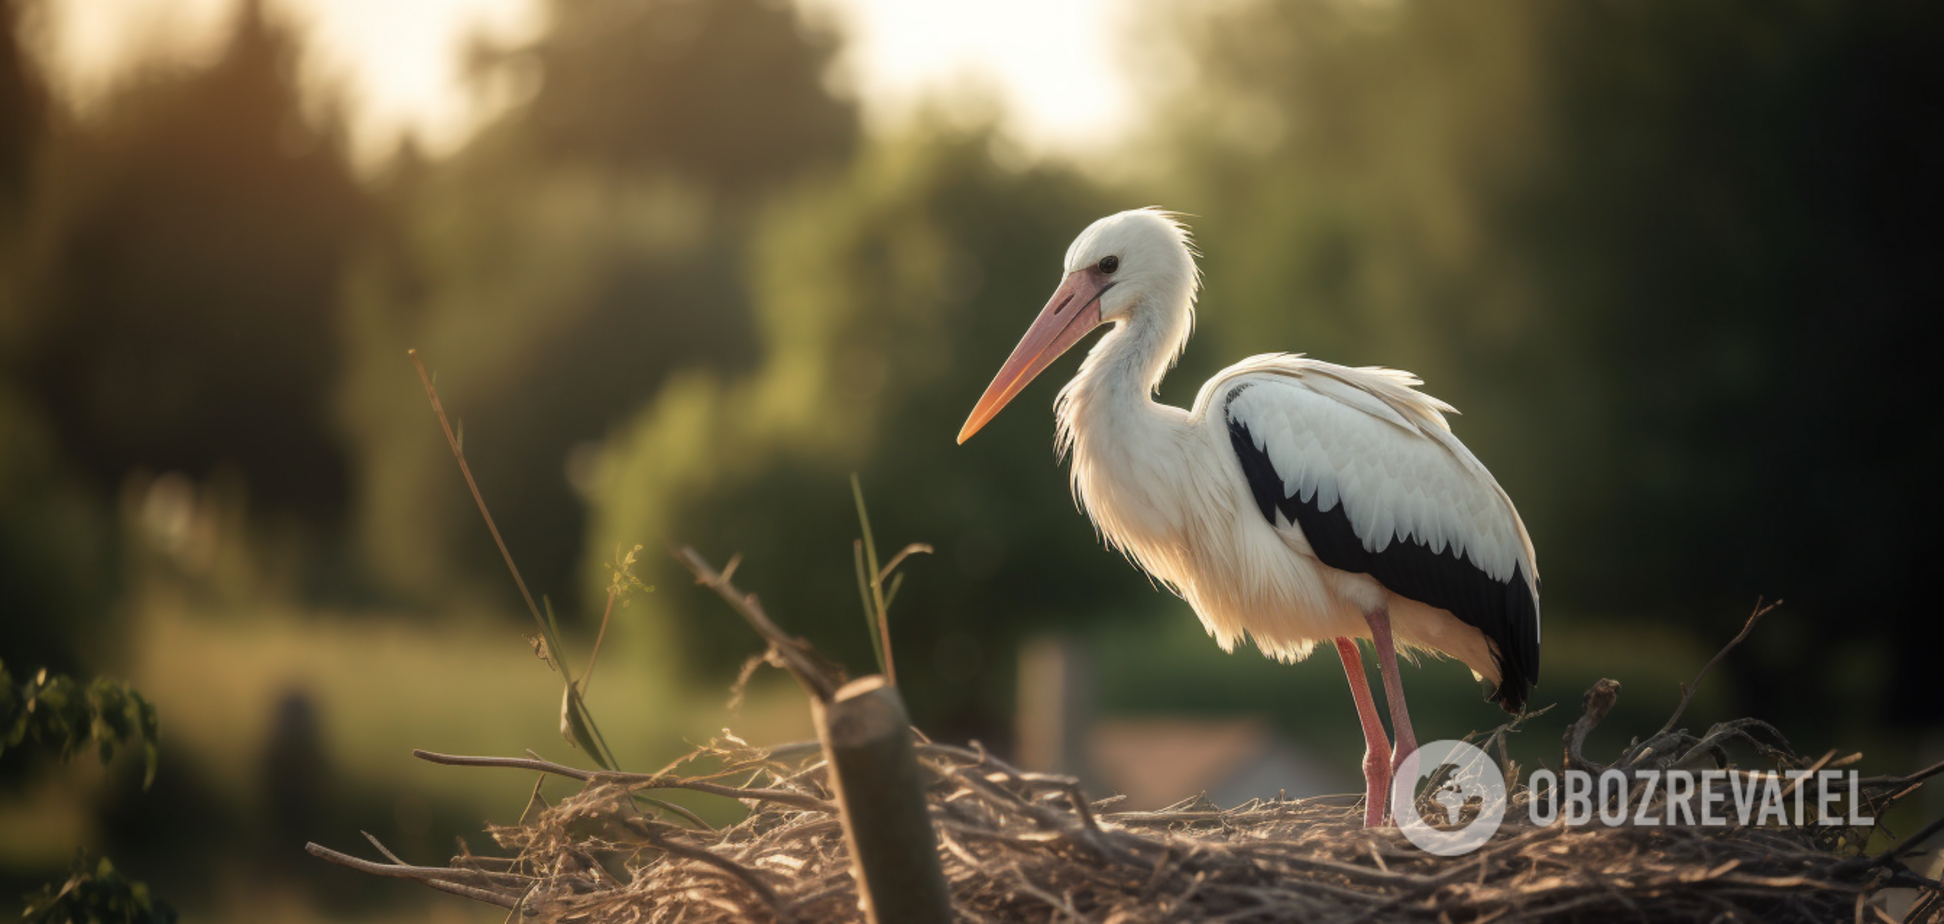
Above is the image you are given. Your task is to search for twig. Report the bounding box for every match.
[414,750,834,814]
[411,349,618,771]
[583,586,617,694]
[877,543,934,584]
[672,546,838,701]
[1874,815,1944,864]
[613,816,783,911]
[1563,678,1621,772]
[362,831,408,865]
[1657,597,1779,738]
[305,843,529,909]
[408,349,547,641]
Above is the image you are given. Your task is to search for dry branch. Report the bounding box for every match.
[672,546,837,702]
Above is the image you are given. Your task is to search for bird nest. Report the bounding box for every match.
[312,663,1944,921]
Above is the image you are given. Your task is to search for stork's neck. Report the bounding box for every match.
[1055,301,1194,461]
[1082,290,1192,398]
[1054,303,1197,565]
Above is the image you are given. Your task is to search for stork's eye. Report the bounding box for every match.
[1099,255,1120,274]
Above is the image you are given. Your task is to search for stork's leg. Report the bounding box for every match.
[1334,637,1391,828]
[1364,606,1419,781]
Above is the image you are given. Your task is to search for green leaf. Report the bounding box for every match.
[1,664,161,787]
[850,473,882,592]
[559,681,616,770]
[23,851,176,924]
[853,540,885,676]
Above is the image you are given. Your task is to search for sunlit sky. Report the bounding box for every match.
[32,0,1139,166]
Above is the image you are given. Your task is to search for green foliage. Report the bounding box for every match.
[587,130,1123,729]
[21,854,176,924]
[852,474,887,678]
[519,0,855,188]
[544,596,619,771]
[849,474,929,684]
[338,0,861,609]
[605,543,655,608]
[0,660,159,788]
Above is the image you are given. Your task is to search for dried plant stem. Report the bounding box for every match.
[672,546,838,701]
[305,842,531,910]
[583,586,617,693]
[1658,597,1779,738]
[409,349,547,639]
[414,749,829,815]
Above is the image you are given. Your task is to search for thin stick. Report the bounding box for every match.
[409,350,548,640]
[412,350,619,772]
[615,816,782,910]
[1874,815,1944,863]
[583,586,617,693]
[413,750,834,814]
[1657,597,1779,738]
[306,843,528,905]
[672,546,838,701]
[362,831,409,865]
[876,543,934,584]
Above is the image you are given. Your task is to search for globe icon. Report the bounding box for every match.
[1391,739,1508,856]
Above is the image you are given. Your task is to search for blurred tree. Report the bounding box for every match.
[520,0,855,189]
[15,1,367,528]
[1147,0,1944,735]
[1507,0,1943,731]
[589,128,1128,742]
[0,0,112,676]
[337,0,857,610]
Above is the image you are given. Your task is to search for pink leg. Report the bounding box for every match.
[1364,606,1418,780]
[1335,637,1392,827]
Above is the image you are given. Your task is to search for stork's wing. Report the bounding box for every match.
[1202,355,1540,709]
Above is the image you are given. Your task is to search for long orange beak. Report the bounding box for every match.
[957,269,1111,444]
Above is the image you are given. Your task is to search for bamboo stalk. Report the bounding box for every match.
[812,676,952,924]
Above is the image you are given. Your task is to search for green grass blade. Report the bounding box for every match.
[850,473,882,590]
[853,540,886,676]
[851,474,897,683]
[561,682,617,770]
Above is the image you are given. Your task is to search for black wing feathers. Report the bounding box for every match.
[1227,415,1539,712]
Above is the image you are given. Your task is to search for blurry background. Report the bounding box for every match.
[2,0,1940,919]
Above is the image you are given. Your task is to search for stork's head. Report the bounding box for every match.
[958,208,1200,443]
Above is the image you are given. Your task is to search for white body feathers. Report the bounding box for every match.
[1041,210,1539,689]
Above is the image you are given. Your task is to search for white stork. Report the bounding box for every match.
[957,209,1540,827]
